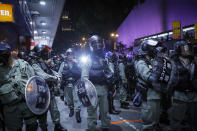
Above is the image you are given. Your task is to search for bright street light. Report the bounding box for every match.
[111,33,119,38]
[111,33,115,37]
[34,30,38,34]
[82,37,86,41]
[40,1,46,6]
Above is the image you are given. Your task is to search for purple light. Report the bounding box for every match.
[117,0,197,48]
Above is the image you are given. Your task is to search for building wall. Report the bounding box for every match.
[0,23,18,49]
[117,0,197,47]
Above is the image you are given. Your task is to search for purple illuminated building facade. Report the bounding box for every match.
[117,0,197,47]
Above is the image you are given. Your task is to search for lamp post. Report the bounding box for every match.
[110,33,119,50]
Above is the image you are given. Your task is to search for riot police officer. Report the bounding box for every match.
[134,39,169,131]
[118,53,130,109]
[105,51,120,114]
[81,35,111,131]
[0,42,38,131]
[58,48,81,122]
[168,40,197,131]
[125,54,136,100]
[32,45,66,131]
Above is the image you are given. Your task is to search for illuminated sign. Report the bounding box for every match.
[0,4,13,22]
[172,21,181,39]
[195,23,197,40]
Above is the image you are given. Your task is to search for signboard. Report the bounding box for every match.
[172,21,181,39]
[0,4,13,22]
[195,23,197,40]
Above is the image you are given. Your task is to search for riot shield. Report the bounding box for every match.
[74,78,97,108]
[25,76,50,115]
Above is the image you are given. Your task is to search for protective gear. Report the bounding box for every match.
[25,76,50,115]
[89,57,113,85]
[54,123,67,131]
[148,56,173,93]
[89,35,104,56]
[65,48,73,56]
[118,53,126,63]
[174,40,193,57]
[108,93,119,114]
[168,57,197,131]
[58,59,81,113]
[76,111,81,123]
[32,62,63,129]
[0,57,38,130]
[105,51,118,63]
[132,92,143,107]
[18,50,27,60]
[141,38,165,57]
[81,51,110,130]
[69,109,74,117]
[0,42,11,66]
[74,78,98,107]
[134,56,161,130]
[33,45,49,60]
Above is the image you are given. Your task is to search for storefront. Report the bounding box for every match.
[0,0,32,49]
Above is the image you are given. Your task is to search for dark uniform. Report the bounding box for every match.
[0,43,38,131]
[81,35,112,131]
[134,39,170,131]
[32,45,66,131]
[168,41,197,131]
[58,48,81,122]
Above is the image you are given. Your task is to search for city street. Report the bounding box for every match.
[45,97,141,131]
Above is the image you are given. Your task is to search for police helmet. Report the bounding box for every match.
[0,42,11,66]
[89,35,104,55]
[141,38,165,57]
[174,40,193,57]
[33,45,49,60]
[66,48,73,56]
[18,50,27,60]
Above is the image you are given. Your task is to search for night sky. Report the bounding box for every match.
[53,0,145,50]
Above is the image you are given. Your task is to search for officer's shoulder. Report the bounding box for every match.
[15,59,29,68]
[135,59,147,65]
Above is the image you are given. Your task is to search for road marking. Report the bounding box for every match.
[110,117,140,131]
[110,119,141,124]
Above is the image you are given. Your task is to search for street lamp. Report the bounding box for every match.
[82,37,86,41]
[110,32,119,50]
[111,33,115,37]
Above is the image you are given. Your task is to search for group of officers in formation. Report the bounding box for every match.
[0,34,197,131]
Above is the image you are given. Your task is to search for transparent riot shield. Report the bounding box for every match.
[74,78,97,108]
[25,76,50,115]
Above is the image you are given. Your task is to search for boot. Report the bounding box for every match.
[69,109,74,117]
[109,109,119,114]
[120,102,129,109]
[112,99,121,114]
[76,111,81,123]
[108,93,119,114]
[54,123,67,131]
